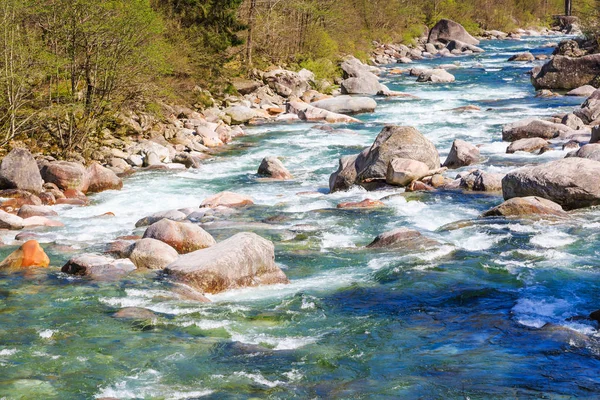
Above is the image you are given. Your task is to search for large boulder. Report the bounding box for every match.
[86,162,122,193]
[443,139,479,169]
[0,240,50,269]
[164,232,289,294]
[357,126,440,182]
[201,191,254,208]
[531,54,600,90]
[508,52,535,62]
[263,69,310,98]
[128,238,179,270]
[506,138,549,154]
[502,119,571,141]
[329,153,361,193]
[340,56,379,78]
[224,106,257,125]
[366,227,440,251]
[310,96,377,114]
[17,205,57,219]
[482,196,567,218]
[428,19,480,46]
[460,170,503,192]
[143,219,216,254]
[287,101,361,123]
[257,157,292,180]
[502,158,600,210]
[386,158,430,186]
[570,143,600,161]
[61,254,136,279]
[0,148,44,194]
[40,161,89,192]
[566,85,597,97]
[561,113,585,130]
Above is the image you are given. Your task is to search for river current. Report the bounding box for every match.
[1,36,600,399]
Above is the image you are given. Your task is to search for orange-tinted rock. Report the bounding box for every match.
[337,199,385,209]
[86,162,123,193]
[0,189,42,206]
[55,198,87,206]
[201,191,254,208]
[0,240,50,269]
[40,161,89,192]
[38,192,56,205]
[406,181,435,192]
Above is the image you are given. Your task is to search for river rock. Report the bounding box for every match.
[357,126,440,182]
[128,238,179,270]
[531,54,600,90]
[506,138,549,154]
[443,139,479,169]
[340,75,384,95]
[428,19,480,46]
[570,143,600,161]
[340,56,379,78]
[573,89,600,124]
[502,158,600,210]
[0,210,24,229]
[135,209,188,227]
[0,240,50,269]
[566,85,597,97]
[591,126,600,144]
[482,196,567,218]
[502,118,570,141]
[21,216,63,228]
[257,157,292,180]
[460,170,503,192]
[0,148,44,194]
[201,191,254,208]
[224,106,257,125]
[287,101,361,123]
[561,113,585,130]
[416,69,455,83]
[310,96,377,114]
[143,218,216,254]
[508,52,534,62]
[337,199,385,209]
[40,161,89,192]
[386,158,430,186]
[61,254,136,279]
[86,162,123,193]
[16,205,57,219]
[329,153,361,193]
[366,227,439,250]
[164,232,289,294]
[112,307,158,321]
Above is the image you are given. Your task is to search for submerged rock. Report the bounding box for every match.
[443,139,480,169]
[482,196,567,218]
[508,52,534,62]
[128,238,179,270]
[164,232,289,294]
[112,307,158,320]
[201,191,254,208]
[366,227,439,250]
[337,199,385,209]
[143,219,216,254]
[0,240,50,269]
[502,158,600,210]
[0,148,44,194]
[257,157,292,180]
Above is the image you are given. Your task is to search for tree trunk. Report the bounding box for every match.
[246,0,256,68]
[565,0,572,16]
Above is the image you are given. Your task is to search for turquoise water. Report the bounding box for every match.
[2,36,600,399]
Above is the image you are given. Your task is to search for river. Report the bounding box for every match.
[1,35,600,399]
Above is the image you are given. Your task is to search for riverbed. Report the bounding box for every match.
[1,35,600,399]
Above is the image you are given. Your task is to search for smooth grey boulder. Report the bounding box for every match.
[506,138,549,154]
[0,210,24,230]
[566,85,597,97]
[135,209,188,227]
[0,148,43,194]
[502,158,600,210]
[357,126,440,182]
[428,19,480,45]
[386,158,430,186]
[143,218,216,254]
[61,254,136,280]
[531,54,600,90]
[481,196,567,218]
[311,96,377,114]
[341,75,384,95]
[561,113,585,130]
[329,153,361,193]
[416,69,455,83]
[573,89,600,124]
[224,106,256,125]
[443,139,479,168]
[128,238,179,270]
[366,227,440,250]
[164,232,289,294]
[570,143,600,161]
[502,118,571,141]
[460,170,503,192]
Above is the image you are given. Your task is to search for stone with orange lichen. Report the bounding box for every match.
[0,240,50,269]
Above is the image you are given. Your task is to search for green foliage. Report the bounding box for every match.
[299,59,341,82]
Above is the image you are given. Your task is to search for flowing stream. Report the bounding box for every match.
[2,36,600,399]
